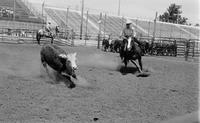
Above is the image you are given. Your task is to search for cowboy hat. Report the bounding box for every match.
[126,19,132,24]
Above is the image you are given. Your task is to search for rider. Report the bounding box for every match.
[45,22,52,35]
[55,25,59,36]
[120,19,142,61]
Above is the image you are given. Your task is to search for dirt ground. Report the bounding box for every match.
[0,43,199,123]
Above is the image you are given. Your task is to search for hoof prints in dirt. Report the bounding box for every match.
[118,66,138,75]
[136,72,150,77]
[42,69,76,89]
[118,66,151,77]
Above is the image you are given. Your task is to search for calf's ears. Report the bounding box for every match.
[59,54,67,59]
[73,52,77,57]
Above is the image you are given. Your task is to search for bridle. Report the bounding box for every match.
[124,37,133,52]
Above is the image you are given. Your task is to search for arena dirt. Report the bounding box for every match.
[0,44,198,123]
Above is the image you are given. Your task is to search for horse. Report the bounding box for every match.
[102,39,110,52]
[110,39,123,53]
[120,37,143,73]
[36,26,59,45]
[139,40,151,55]
[40,44,78,88]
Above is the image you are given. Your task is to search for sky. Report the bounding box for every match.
[28,0,199,24]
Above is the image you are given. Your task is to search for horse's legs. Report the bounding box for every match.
[131,59,142,73]
[138,56,143,71]
[124,58,128,68]
[64,76,76,88]
[51,37,53,44]
[41,56,50,76]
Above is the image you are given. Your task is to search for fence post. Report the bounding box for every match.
[151,12,158,55]
[103,13,107,39]
[71,29,74,46]
[85,10,89,45]
[121,16,124,29]
[185,40,189,61]
[66,8,69,26]
[174,39,177,57]
[192,41,195,57]
[97,12,102,49]
[170,25,173,38]
[1,29,3,41]
[97,34,100,49]
[80,0,84,40]
[147,21,150,38]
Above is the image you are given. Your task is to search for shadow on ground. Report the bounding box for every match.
[118,66,138,75]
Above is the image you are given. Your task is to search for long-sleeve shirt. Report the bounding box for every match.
[45,24,52,32]
[121,27,136,39]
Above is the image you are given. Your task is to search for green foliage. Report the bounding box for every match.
[159,3,188,25]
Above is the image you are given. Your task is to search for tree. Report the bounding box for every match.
[178,17,188,25]
[159,3,188,25]
[195,23,199,27]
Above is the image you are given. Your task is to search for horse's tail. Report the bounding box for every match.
[36,30,41,44]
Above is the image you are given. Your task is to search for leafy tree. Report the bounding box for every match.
[195,23,199,26]
[159,3,188,25]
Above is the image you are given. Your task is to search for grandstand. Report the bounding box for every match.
[88,14,126,36]
[0,20,42,30]
[0,0,43,23]
[0,0,199,40]
[42,6,199,40]
[45,7,99,35]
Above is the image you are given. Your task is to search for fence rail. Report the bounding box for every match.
[0,27,199,61]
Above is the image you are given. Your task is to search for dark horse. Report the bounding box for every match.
[36,26,59,45]
[110,39,123,53]
[120,37,143,73]
[102,39,110,52]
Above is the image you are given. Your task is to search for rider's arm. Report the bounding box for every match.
[121,29,126,39]
[132,27,136,37]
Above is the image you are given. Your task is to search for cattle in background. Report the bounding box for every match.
[40,44,78,88]
[151,41,177,56]
[102,39,110,52]
[139,40,151,55]
[110,39,123,53]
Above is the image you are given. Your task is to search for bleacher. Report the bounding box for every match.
[42,7,200,40]
[0,20,42,30]
[130,18,198,39]
[45,8,99,35]
[103,15,125,36]
[179,25,199,37]
[0,0,43,23]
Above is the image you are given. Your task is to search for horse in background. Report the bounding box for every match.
[102,39,110,52]
[110,39,123,53]
[36,26,60,45]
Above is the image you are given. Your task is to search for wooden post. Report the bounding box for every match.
[104,13,107,39]
[151,12,157,55]
[174,39,177,57]
[66,8,69,27]
[97,12,102,49]
[80,0,84,39]
[71,29,74,46]
[192,41,195,57]
[121,16,124,29]
[185,40,189,61]
[1,29,3,41]
[13,0,16,21]
[147,21,150,38]
[159,22,162,38]
[170,25,173,38]
[85,10,89,45]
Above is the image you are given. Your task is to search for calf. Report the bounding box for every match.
[40,44,78,88]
